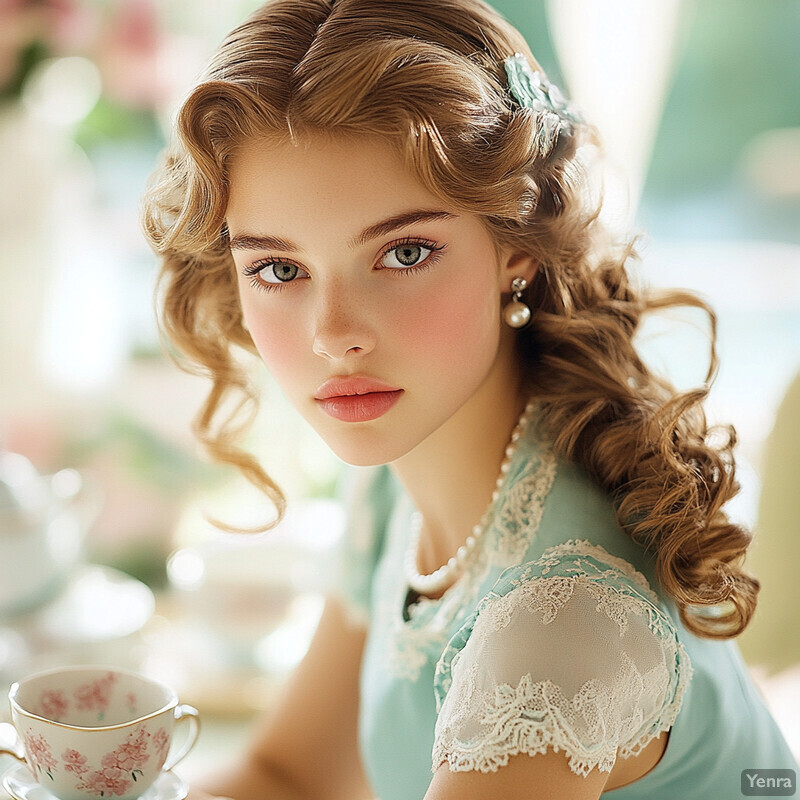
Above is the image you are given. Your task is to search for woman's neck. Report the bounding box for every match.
[389,355,528,579]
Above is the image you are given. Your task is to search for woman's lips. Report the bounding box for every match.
[314,376,403,423]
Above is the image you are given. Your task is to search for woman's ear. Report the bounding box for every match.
[498,249,539,293]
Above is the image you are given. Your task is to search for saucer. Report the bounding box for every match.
[2,763,187,800]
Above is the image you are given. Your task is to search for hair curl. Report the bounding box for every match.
[142,0,758,638]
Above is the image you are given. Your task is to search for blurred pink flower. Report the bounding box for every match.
[46,0,100,54]
[0,0,98,91]
[93,0,169,109]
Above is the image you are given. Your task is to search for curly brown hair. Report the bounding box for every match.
[142,0,758,638]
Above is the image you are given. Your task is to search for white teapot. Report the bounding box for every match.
[0,452,96,619]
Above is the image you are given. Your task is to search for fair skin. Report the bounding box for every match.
[228,134,534,558]
[188,134,668,799]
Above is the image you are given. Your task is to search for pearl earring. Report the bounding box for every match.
[503,276,531,329]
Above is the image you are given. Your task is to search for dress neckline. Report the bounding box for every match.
[392,408,559,630]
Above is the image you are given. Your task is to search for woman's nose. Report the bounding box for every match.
[311,288,377,360]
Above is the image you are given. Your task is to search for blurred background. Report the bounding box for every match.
[1,0,798,783]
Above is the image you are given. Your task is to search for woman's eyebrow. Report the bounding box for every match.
[228,209,457,253]
[348,209,458,248]
[228,233,297,252]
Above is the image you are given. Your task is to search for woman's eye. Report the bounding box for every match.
[250,261,309,285]
[268,263,299,282]
[381,243,433,269]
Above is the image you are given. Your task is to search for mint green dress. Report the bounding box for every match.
[334,413,798,799]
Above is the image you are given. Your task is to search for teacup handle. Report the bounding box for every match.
[0,722,26,764]
[163,704,200,772]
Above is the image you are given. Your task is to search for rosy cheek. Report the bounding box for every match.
[243,301,302,381]
[394,276,496,361]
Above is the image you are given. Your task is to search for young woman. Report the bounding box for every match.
[143,0,798,797]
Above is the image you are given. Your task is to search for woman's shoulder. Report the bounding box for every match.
[330,464,400,620]
[491,419,660,586]
[432,538,692,779]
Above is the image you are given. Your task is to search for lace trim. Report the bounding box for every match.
[435,542,678,700]
[433,652,667,777]
[386,623,447,682]
[381,422,558,681]
[489,443,557,568]
[432,549,692,778]
[533,539,659,604]
[481,573,660,639]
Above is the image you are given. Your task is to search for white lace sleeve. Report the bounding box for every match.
[432,540,692,778]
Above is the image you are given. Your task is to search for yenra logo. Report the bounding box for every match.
[741,769,796,796]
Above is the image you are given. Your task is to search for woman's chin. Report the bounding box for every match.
[312,426,413,468]
[326,441,400,468]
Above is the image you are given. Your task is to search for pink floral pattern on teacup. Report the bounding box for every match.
[21,722,168,797]
[39,690,69,722]
[77,765,132,798]
[36,673,141,726]
[74,672,117,719]
[23,730,57,781]
[62,748,89,776]
[153,727,168,761]
[124,692,138,715]
[69,724,155,797]
[108,725,150,773]
[10,668,198,800]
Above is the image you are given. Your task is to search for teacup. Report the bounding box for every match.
[0,665,200,800]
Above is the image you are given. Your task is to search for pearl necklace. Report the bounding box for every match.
[403,399,537,597]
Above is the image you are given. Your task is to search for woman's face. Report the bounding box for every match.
[226,135,528,466]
